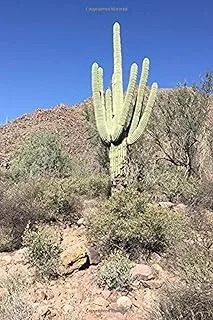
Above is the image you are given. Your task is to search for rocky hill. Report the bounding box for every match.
[0,99,97,170]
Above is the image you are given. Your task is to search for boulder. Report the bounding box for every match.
[117,296,132,311]
[59,245,88,275]
[131,264,154,281]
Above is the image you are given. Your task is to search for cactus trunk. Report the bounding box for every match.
[91,22,158,191]
[109,140,128,190]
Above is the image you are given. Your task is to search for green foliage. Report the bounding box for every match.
[9,130,73,180]
[0,226,14,252]
[87,188,189,258]
[0,274,34,320]
[98,251,131,291]
[31,178,82,223]
[23,225,61,279]
[62,173,111,199]
[157,284,213,320]
[143,164,200,203]
[149,84,210,178]
[180,246,213,286]
[0,177,82,252]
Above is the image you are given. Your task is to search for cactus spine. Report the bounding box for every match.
[92,22,158,187]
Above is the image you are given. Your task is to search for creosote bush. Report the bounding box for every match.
[157,284,213,320]
[23,225,61,279]
[0,177,82,252]
[143,164,200,203]
[0,273,34,320]
[62,173,111,199]
[87,188,190,258]
[98,251,131,291]
[9,130,74,180]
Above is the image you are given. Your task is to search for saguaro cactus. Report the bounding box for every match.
[91,22,158,189]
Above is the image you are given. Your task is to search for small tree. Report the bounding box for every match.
[148,71,213,179]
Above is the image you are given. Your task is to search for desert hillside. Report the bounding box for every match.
[0,86,212,320]
[0,99,97,170]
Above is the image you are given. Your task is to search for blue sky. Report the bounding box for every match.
[0,0,212,124]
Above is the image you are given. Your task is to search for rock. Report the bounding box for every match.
[131,264,154,281]
[12,248,26,263]
[0,254,12,264]
[158,201,175,208]
[102,289,111,300]
[92,296,109,310]
[151,263,164,276]
[148,252,162,263]
[87,246,101,265]
[36,305,51,317]
[132,279,141,289]
[117,296,132,311]
[142,279,163,289]
[59,245,88,275]
[174,203,187,213]
[109,302,119,312]
[77,218,85,226]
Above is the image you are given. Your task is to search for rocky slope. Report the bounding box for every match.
[0,99,97,170]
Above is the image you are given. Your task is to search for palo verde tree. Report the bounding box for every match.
[91,22,158,190]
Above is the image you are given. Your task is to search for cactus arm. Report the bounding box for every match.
[105,88,113,139]
[92,62,110,144]
[113,22,123,123]
[127,82,158,145]
[129,57,150,135]
[112,63,138,141]
[98,66,105,113]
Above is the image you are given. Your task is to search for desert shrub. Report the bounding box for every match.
[149,79,211,179]
[87,188,190,258]
[181,247,213,286]
[192,180,213,210]
[83,103,109,173]
[143,163,200,203]
[98,251,131,291]
[0,177,82,252]
[0,226,14,252]
[22,225,61,279]
[157,284,213,320]
[171,241,213,288]
[0,181,42,252]
[9,130,74,180]
[62,173,111,198]
[32,178,82,223]
[126,73,213,205]
[0,274,34,320]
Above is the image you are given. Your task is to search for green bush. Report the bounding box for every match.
[0,274,34,320]
[87,188,189,258]
[0,177,82,252]
[172,243,213,287]
[157,284,213,320]
[98,251,131,291]
[0,226,14,252]
[138,163,200,203]
[23,225,61,279]
[9,130,74,180]
[62,173,111,199]
[32,178,82,223]
[0,181,41,252]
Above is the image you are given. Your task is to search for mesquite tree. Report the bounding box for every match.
[91,22,158,189]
